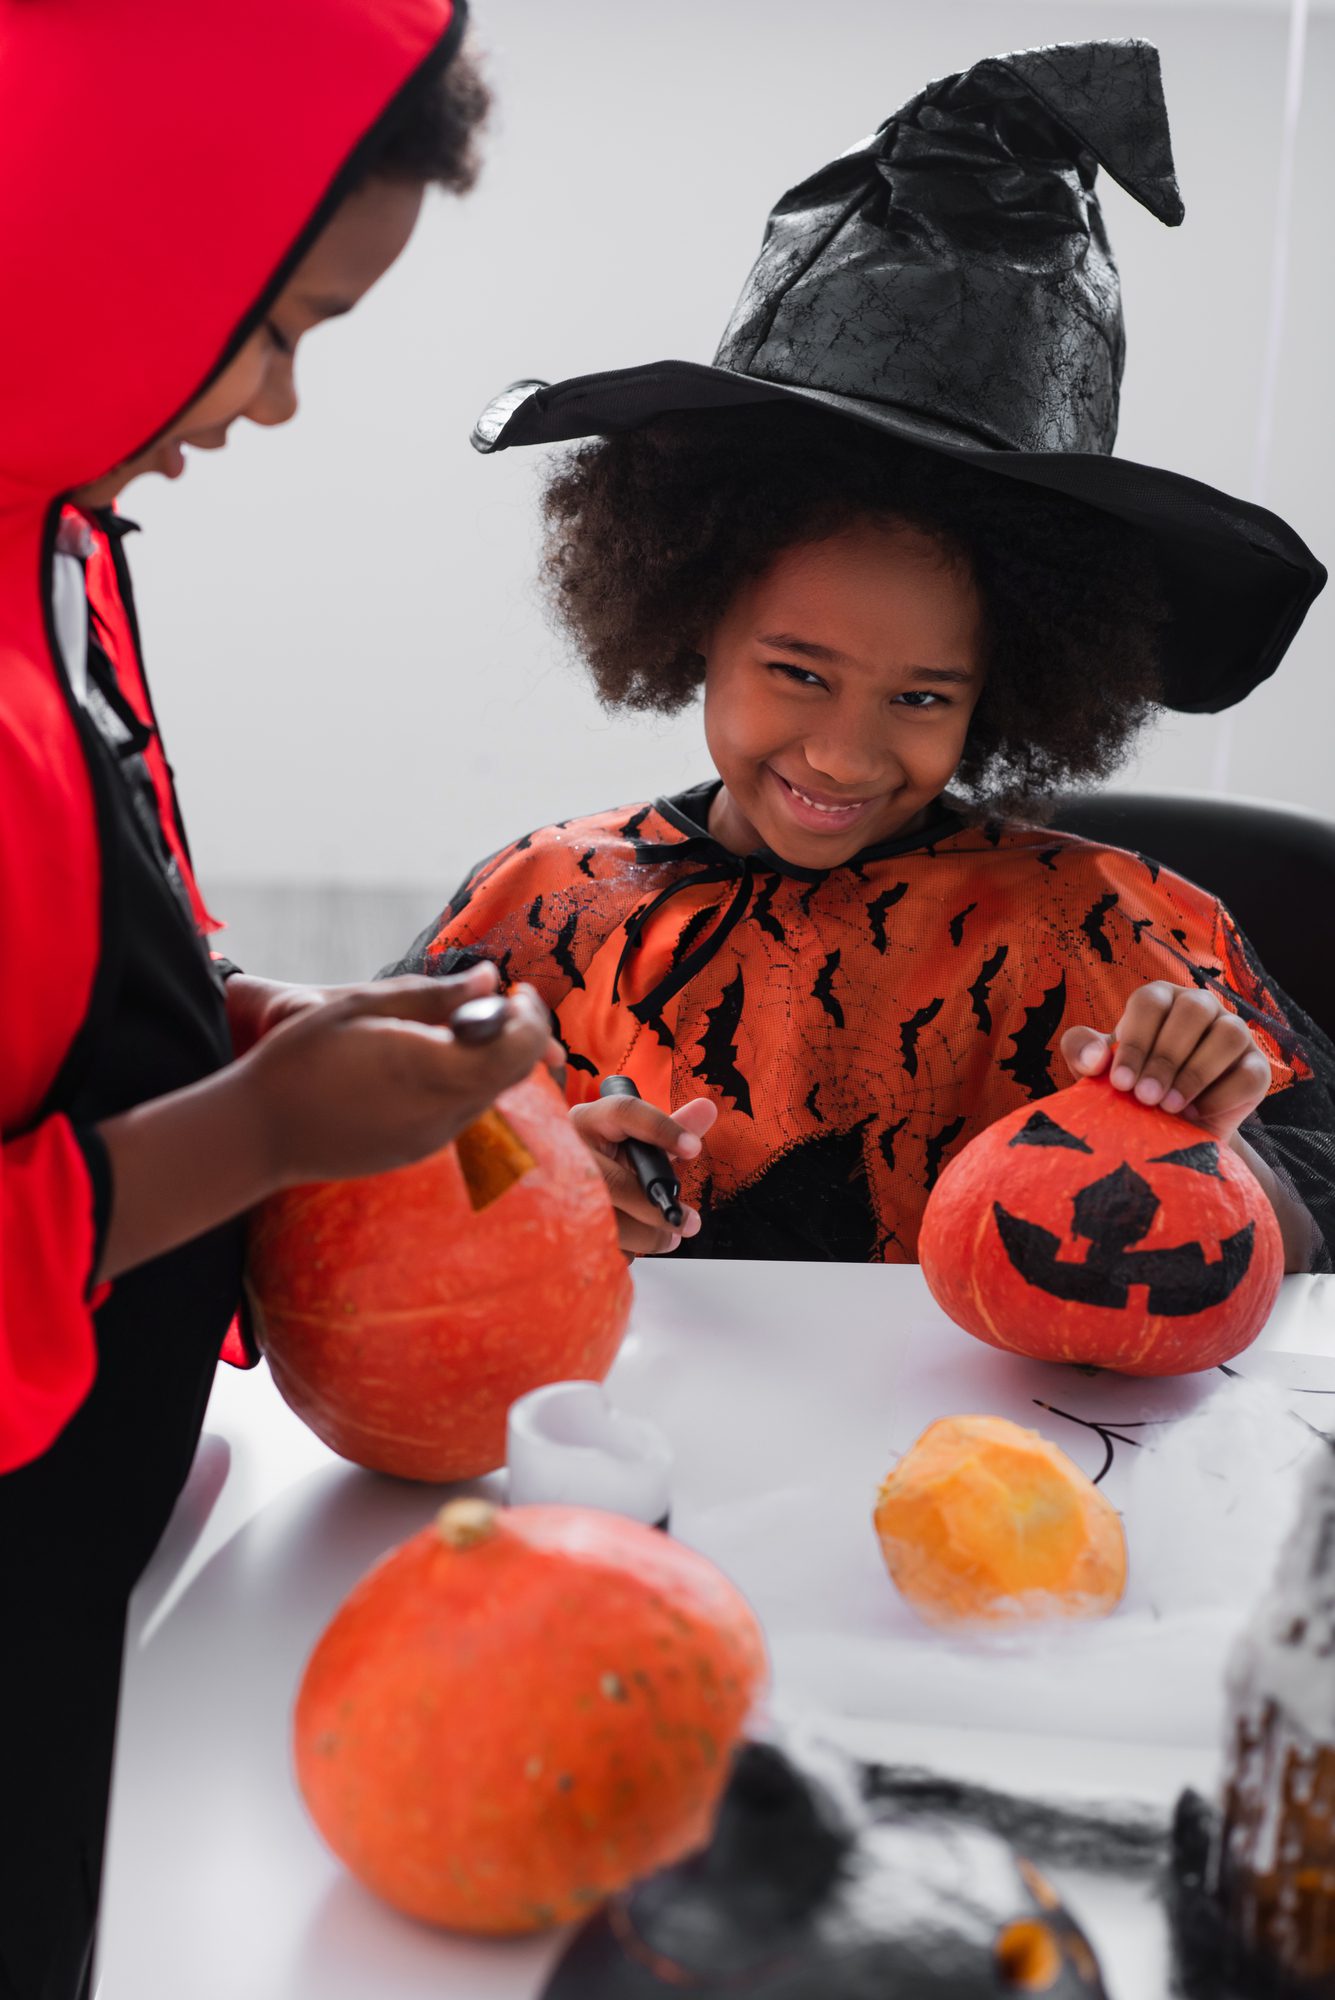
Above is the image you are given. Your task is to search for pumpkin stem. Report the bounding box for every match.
[437,1497,499,1549]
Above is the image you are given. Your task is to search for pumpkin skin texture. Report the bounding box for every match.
[247,1070,632,1479]
[919,1077,1283,1376]
[874,1415,1127,1628]
[293,1499,768,1934]
[543,1741,1110,1998]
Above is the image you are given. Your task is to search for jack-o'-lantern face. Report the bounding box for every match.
[919,1079,1284,1376]
[543,1743,1108,1999]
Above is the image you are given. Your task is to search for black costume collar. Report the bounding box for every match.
[610,782,965,1025]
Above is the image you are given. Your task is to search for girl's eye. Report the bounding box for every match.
[265,318,294,357]
[768,661,827,689]
[895,689,948,709]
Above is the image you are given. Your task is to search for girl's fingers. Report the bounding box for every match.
[620,1220,681,1256]
[576,1095,705,1160]
[1123,987,1224,1106]
[1060,1026,1113,1079]
[597,1154,699,1237]
[670,1097,718,1139]
[1183,1045,1274,1137]
[1107,982,1178,1090]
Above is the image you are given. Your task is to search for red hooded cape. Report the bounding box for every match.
[0,0,461,1472]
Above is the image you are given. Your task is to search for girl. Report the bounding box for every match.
[392,39,1333,1271]
[0,3,550,1990]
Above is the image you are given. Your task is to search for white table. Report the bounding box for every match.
[99,1264,1335,2000]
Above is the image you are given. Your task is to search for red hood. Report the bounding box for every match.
[0,0,461,520]
[0,0,463,1472]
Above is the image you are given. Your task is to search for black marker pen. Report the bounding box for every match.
[598,1074,684,1229]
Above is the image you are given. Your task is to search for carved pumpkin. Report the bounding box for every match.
[874,1415,1127,1627]
[247,1070,632,1479]
[543,1740,1109,1997]
[294,1498,768,1933]
[919,1079,1283,1376]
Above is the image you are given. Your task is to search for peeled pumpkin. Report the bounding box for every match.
[874,1414,1127,1627]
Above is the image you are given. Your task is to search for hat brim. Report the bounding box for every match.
[540,1909,678,1999]
[473,360,1326,717]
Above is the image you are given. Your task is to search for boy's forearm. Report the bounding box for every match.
[94,1062,276,1282]
[1229,1130,1321,1275]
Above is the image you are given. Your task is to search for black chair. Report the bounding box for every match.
[1046,791,1335,1045]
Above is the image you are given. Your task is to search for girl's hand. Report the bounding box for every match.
[1060,981,1271,1143]
[570,1094,718,1257]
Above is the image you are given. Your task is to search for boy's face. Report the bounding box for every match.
[72,176,425,508]
[702,518,985,869]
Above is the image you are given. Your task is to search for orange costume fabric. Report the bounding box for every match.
[400,785,1314,1263]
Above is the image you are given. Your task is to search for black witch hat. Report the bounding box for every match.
[472,39,1324,714]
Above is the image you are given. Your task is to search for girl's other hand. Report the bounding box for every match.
[1061,981,1272,1143]
[570,1094,718,1257]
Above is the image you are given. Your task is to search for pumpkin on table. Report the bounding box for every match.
[246,1069,632,1480]
[919,1078,1283,1376]
[293,1498,768,1933]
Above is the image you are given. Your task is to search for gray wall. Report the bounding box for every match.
[121,0,1332,981]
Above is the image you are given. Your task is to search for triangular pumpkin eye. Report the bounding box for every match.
[1009,1111,1094,1153]
[1148,1140,1223,1178]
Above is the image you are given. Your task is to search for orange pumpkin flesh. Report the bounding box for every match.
[919,1077,1283,1376]
[874,1415,1127,1627]
[293,1499,768,1934]
[247,1070,632,1480]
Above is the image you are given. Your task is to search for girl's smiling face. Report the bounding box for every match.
[703,517,986,868]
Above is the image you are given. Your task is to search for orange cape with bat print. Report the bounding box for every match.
[396,783,1312,1264]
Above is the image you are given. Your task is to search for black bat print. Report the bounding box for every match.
[552,907,586,989]
[900,996,945,1079]
[693,967,754,1114]
[999,973,1067,1099]
[1080,892,1118,964]
[948,902,978,946]
[867,882,909,954]
[813,949,845,1027]
[968,943,1008,1034]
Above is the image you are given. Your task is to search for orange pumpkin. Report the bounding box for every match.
[874,1415,1127,1627]
[293,1498,768,1933]
[919,1078,1283,1375]
[247,1070,632,1479]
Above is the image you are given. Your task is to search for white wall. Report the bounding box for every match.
[122,0,1333,963]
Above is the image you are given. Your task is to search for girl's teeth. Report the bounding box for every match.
[793,786,859,813]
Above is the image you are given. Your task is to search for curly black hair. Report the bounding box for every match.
[358,36,491,195]
[541,403,1170,817]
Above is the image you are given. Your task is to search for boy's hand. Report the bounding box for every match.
[225,962,563,1072]
[244,978,556,1187]
[95,977,560,1283]
[570,1094,718,1257]
[1061,981,1271,1143]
